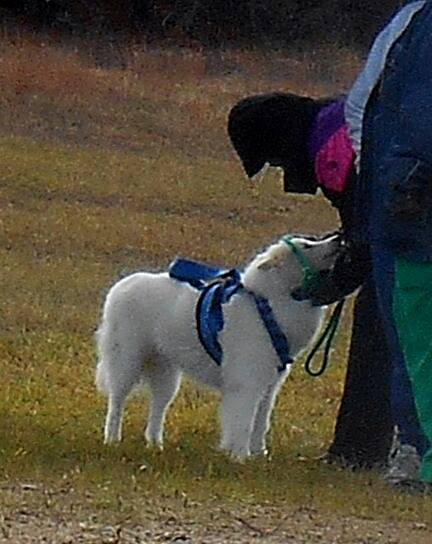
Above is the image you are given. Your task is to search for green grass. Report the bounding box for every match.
[1,38,432,538]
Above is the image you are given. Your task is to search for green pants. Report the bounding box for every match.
[394,259,432,482]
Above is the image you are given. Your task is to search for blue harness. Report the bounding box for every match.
[168,258,293,373]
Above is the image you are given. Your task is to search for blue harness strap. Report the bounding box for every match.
[195,272,243,365]
[168,258,292,372]
[169,258,228,289]
[248,293,294,373]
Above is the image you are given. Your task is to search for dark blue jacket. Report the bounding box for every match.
[356,1,432,261]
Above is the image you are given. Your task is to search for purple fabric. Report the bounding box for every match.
[308,100,346,159]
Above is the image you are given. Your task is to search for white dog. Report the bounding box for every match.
[96,234,341,460]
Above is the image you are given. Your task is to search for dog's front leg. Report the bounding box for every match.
[219,388,260,461]
[250,377,284,456]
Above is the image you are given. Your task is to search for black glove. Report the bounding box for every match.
[292,241,370,306]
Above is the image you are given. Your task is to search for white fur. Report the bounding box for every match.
[95,235,339,460]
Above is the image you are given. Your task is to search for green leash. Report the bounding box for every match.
[303,299,345,377]
[282,235,345,377]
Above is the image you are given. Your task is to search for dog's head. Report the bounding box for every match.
[252,232,342,294]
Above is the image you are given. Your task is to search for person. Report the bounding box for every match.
[227,95,394,469]
[229,0,432,491]
[343,0,432,491]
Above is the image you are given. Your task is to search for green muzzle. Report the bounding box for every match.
[282,235,323,295]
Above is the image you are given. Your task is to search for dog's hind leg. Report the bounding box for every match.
[219,387,261,460]
[250,378,284,456]
[104,389,128,444]
[97,336,145,444]
[103,360,142,444]
[144,362,181,449]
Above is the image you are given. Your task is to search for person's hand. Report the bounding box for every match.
[291,241,369,306]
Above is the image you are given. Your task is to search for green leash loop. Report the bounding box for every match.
[304,299,345,377]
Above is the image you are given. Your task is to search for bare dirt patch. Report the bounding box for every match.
[1,482,431,544]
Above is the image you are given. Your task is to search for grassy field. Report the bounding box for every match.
[1,36,432,543]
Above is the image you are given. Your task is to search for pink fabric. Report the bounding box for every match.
[315,125,355,193]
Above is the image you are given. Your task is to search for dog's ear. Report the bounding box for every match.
[256,244,289,270]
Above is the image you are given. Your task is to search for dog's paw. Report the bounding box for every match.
[145,439,164,452]
[216,442,228,453]
[229,450,255,464]
[227,447,251,463]
[250,447,269,458]
[217,444,247,462]
[104,435,122,445]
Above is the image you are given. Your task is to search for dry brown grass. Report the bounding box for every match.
[1,35,431,543]
[0,35,362,154]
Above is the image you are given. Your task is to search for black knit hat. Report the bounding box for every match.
[227,92,325,194]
